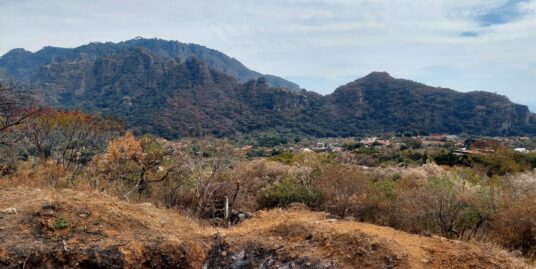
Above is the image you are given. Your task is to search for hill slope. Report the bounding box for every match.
[10,46,316,138]
[320,72,536,136]
[0,38,299,91]
[1,39,535,137]
[0,189,527,268]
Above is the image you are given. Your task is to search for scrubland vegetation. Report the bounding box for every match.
[1,82,536,263]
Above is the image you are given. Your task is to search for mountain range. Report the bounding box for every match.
[1,38,535,138]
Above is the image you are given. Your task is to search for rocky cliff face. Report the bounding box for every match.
[14,46,310,138]
[0,38,300,91]
[1,40,535,137]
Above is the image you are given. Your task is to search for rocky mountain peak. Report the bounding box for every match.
[361,71,394,81]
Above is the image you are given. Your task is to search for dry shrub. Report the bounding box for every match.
[492,172,536,258]
[354,154,379,166]
[313,164,370,218]
[336,165,495,241]
[223,159,302,212]
[494,195,536,259]
[89,132,170,195]
[2,161,73,189]
[4,140,536,262]
[164,187,198,212]
[239,159,289,183]
[220,160,273,212]
[256,176,321,209]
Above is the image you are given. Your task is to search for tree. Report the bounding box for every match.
[0,82,40,175]
[93,132,170,197]
[180,139,235,217]
[20,109,121,169]
[422,175,489,239]
[0,81,40,142]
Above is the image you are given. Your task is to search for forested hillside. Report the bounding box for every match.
[1,39,535,138]
[0,38,299,91]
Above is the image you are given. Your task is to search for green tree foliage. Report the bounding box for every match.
[256,176,321,209]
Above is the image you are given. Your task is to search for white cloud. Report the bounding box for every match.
[0,0,535,105]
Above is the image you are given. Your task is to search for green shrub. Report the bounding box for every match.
[54,217,68,229]
[469,148,531,176]
[519,152,536,169]
[268,151,296,165]
[432,149,464,166]
[246,148,270,158]
[254,133,288,147]
[256,177,321,209]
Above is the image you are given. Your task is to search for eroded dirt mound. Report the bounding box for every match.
[0,189,527,268]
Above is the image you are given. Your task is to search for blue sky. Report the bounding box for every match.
[0,0,535,110]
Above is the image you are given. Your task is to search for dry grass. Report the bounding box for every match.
[1,188,531,268]
[225,208,531,269]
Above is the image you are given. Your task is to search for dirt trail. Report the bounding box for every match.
[0,188,529,268]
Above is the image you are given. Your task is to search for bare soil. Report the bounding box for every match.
[0,188,529,268]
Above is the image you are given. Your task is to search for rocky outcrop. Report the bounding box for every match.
[0,38,300,91]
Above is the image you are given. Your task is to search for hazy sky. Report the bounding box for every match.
[1,0,535,110]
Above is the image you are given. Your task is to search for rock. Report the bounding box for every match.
[41,210,56,217]
[512,250,523,257]
[212,232,224,239]
[78,213,90,218]
[0,208,17,214]
[41,219,56,230]
[42,202,58,210]
[139,202,154,208]
[288,203,309,210]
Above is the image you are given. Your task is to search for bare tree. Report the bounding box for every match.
[0,81,40,142]
[20,109,121,169]
[0,81,40,175]
[181,139,235,218]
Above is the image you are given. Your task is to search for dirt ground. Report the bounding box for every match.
[0,188,531,268]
